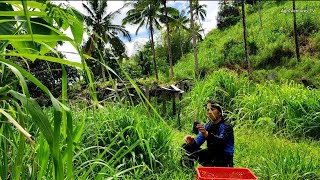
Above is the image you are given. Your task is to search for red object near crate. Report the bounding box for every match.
[196,167,258,180]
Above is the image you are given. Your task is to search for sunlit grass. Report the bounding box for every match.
[235,124,320,180]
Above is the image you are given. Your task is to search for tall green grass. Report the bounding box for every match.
[69,104,175,179]
[233,81,320,139]
[181,69,320,139]
[234,124,320,180]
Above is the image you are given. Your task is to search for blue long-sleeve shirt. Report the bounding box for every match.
[194,121,234,156]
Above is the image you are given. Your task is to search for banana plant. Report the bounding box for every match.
[0,1,97,179]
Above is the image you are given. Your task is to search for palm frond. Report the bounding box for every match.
[82,3,95,18]
[103,24,131,41]
[135,19,146,35]
[154,19,162,30]
[97,0,108,19]
[88,0,99,13]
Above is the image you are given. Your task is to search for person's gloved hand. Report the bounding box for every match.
[197,124,208,138]
[184,135,194,145]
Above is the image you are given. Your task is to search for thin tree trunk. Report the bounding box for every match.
[172,94,176,116]
[292,0,300,62]
[190,0,199,79]
[177,93,182,130]
[241,1,252,78]
[149,18,158,81]
[85,35,95,56]
[101,61,106,80]
[258,0,263,30]
[162,95,167,115]
[163,1,174,79]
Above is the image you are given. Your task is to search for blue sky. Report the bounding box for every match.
[55,1,219,61]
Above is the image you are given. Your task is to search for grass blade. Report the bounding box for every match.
[0,108,33,143]
[3,52,82,69]
[0,34,73,42]
[21,0,33,42]
[0,11,46,17]
[62,64,73,179]
[52,110,63,179]
[1,116,9,180]
[13,102,27,180]
[36,134,50,179]
[9,90,54,147]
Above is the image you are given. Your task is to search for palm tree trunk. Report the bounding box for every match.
[101,62,106,80]
[178,28,184,56]
[241,1,252,78]
[97,39,106,80]
[96,19,106,81]
[163,1,174,79]
[190,0,199,79]
[292,0,300,62]
[85,35,95,56]
[149,18,158,81]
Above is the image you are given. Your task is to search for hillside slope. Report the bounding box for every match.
[173,1,320,87]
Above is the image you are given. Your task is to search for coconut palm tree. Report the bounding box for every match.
[123,0,164,81]
[192,0,207,37]
[241,0,252,78]
[161,0,174,79]
[171,10,189,56]
[83,0,131,80]
[189,0,199,79]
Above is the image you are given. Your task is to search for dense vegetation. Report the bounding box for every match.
[0,0,319,180]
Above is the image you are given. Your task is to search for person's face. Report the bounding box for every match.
[206,103,220,121]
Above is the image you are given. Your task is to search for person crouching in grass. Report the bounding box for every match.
[181,100,234,167]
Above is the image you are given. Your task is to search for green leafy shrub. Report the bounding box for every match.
[294,12,319,37]
[217,2,241,30]
[222,39,244,65]
[257,46,294,69]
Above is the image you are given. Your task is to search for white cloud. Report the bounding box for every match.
[55,27,81,62]
[108,1,128,27]
[200,1,219,34]
[108,1,125,12]
[125,37,149,57]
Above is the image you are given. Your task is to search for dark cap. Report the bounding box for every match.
[205,100,223,115]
